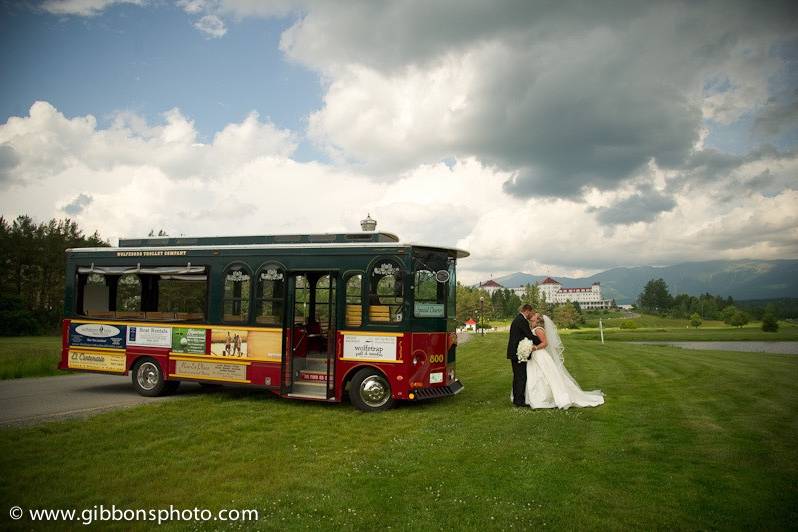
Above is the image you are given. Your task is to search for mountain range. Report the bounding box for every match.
[487,260,798,304]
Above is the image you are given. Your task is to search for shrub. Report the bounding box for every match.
[721,306,739,325]
[729,310,750,328]
[553,302,581,329]
[620,320,639,329]
[689,313,702,328]
[761,313,779,332]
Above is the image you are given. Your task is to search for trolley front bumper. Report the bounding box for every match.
[410,379,464,401]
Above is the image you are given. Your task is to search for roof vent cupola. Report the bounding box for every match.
[360,213,377,232]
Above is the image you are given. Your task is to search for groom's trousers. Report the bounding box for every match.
[510,358,527,405]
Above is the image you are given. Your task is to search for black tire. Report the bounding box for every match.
[131,358,178,397]
[164,380,180,394]
[349,368,394,412]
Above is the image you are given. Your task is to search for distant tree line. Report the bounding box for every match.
[456,283,546,324]
[735,298,798,321]
[0,215,108,335]
[455,282,589,329]
[637,278,787,330]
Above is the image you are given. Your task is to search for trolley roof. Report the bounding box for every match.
[67,232,470,258]
[118,232,400,247]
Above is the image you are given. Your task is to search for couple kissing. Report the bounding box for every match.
[507,304,604,409]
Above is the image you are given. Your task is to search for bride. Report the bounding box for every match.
[517,313,604,409]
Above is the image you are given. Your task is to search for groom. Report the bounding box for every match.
[507,304,540,406]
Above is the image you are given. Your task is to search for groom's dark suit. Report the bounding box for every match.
[507,312,541,406]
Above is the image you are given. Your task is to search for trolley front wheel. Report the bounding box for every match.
[349,368,394,412]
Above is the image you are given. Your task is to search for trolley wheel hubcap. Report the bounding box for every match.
[359,375,390,408]
[137,362,160,391]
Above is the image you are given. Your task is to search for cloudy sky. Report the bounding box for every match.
[1,0,797,283]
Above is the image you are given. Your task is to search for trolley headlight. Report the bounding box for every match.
[412,352,426,366]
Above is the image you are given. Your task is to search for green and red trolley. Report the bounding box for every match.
[59,232,467,411]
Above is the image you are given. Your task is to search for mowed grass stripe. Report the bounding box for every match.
[1,334,797,530]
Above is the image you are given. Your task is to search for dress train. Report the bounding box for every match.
[523,347,604,409]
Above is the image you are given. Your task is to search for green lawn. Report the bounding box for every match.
[0,336,62,380]
[586,313,728,329]
[1,334,797,530]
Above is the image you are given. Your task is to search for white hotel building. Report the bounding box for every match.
[537,277,613,310]
[478,277,613,310]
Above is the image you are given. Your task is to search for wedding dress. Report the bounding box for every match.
[521,316,604,409]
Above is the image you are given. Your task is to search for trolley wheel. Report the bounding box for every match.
[349,368,394,412]
[131,358,179,397]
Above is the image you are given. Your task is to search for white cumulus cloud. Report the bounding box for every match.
[40,0,143,17]
[193,14,227,38]
[3,102,797,283]
[0,102,296,183]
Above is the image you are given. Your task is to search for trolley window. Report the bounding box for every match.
[315,275,334,334]
[75,264,207,321]
[413,250,449,318]
[223,264,250,323]
[345,273,363,327]
[368,260,403,323]
[255,266,284,326]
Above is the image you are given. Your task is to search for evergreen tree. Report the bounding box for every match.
[503,289,522,318]
[699,293,720,320]
[520,283,544,311]
[671,294,692,318]
[0,215,108,335]
[637,278,673,313]
[490,289,506,319]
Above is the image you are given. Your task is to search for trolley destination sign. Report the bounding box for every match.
[116,250,188,257]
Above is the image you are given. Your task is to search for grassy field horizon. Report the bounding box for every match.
[2,332,797,530]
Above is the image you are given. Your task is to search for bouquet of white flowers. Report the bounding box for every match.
[516,338,534,362]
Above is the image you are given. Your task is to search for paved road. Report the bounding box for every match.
[628,341,798,355]
[456,332,473,345]
[0,374,204,426]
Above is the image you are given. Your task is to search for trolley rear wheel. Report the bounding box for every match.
[131,358,179,397]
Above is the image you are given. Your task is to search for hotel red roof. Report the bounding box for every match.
[540,277,560,285]
[480,280,503,288]
[465,319,477,325]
